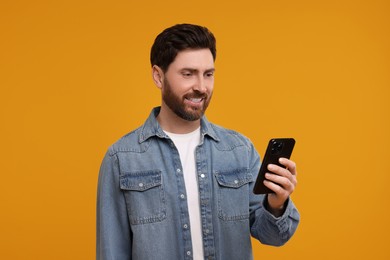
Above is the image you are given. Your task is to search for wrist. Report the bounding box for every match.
[265,195,288,217]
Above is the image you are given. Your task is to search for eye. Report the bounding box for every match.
[205,72,214,77]
[181,71,193,77]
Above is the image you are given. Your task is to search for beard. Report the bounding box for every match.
[162,78,212,121]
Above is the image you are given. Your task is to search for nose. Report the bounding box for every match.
[193,75,207,93]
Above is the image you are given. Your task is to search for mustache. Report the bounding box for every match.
[184,90,208,99]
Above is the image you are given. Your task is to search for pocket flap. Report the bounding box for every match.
[215,168,252,188]
[120,170,162,191]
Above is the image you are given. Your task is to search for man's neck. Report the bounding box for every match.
[157,105,201,134]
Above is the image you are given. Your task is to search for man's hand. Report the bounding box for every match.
[263,158,298,217]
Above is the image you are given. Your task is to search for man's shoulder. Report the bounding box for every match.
[106,126,144,156]
[208,122,253,148]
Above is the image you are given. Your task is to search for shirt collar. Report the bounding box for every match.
[139,107,220,143]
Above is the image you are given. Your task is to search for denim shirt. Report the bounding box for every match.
[97,107,300,260]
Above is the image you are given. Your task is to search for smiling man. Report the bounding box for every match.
[97,24,300,260]
[153,48,214,133]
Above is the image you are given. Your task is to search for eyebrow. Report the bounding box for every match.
[180,68,215,73]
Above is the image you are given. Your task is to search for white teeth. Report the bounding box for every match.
[189,98,202,103]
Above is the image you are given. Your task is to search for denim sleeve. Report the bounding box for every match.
[248,142,300,246]
[97,149,132,260]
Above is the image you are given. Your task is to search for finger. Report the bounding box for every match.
[263,179,290,197]
[279,158,297,176]
[265,173,296,192]
[267,164,292,178]
[267,167,297,187]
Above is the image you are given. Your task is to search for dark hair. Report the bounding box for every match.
[150,23,216,72]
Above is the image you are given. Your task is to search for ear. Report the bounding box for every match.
[152,65,164,89]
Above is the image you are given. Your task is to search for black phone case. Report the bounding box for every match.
[253,138,296,194]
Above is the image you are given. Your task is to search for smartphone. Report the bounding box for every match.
[253,138,296,194]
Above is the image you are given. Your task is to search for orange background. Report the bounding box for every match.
[1,0,389,259]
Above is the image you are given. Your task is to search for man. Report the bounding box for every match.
[97,23,300,260]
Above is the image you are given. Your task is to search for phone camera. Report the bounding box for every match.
[271,141,284,155]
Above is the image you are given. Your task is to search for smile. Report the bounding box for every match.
[186,97,203,103]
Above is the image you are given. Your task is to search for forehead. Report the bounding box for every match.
[169,49,214,71]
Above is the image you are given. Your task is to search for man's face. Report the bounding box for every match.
[161,49,215,121]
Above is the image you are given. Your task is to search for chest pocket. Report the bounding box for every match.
[215,168,253,221]
[120,170,166,225]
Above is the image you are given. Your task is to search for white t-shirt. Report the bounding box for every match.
[164,127,204,259]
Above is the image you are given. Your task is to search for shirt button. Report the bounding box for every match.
[180,194,185,199]
[177,168,181,173]
[183,224,188,229]
[234,180,239,184]
[200,173,205,178]
[205,229,210,234]
[138,183,144,187]
[186,251,191,256]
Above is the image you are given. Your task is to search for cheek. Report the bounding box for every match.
[206,79,214,92]
[169,78,192,91]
